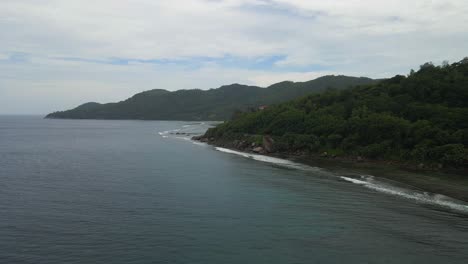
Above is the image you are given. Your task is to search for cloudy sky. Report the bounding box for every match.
[1,0,467,114]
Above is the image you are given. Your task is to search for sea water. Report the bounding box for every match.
[1,116,467,264]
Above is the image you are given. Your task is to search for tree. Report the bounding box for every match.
[204,57,468,168]
[420,62,435,69]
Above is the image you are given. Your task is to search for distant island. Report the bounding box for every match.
[45,76,376,121]
[197,58,468,170]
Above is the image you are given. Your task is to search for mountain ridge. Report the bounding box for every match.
[46,75,377,121]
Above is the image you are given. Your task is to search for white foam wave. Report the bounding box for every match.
[158,128,181,138]
[340,176,468,213]
[161,125,468,214]
[215,147,318,171]
[216,147,468,213]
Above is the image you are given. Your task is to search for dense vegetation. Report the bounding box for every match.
[205,59,468,168]
[46,76,375,121]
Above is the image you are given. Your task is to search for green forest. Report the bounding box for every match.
[204,59,468,168]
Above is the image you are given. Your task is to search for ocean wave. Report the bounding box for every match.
[159,122,211,139]
[158,128,180,136]
[158,128,181,137]
[215,147,320,171]
[340,176,468,213]
[215,147,468,214]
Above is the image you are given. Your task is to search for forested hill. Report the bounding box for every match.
[45,76,376,121]
[203,59,468,168]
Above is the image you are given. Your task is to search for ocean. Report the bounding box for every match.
[1,116,467,263]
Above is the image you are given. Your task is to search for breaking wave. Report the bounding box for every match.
[215,147,468,214]
[215,147,320,171]
[340,175,468,213]
[161,124,468,214]
[158,128,180,136]
[158,122,213,140]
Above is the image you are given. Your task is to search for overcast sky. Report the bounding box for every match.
[1,0,467,114]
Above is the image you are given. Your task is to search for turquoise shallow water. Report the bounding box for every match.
[1,116,467,264]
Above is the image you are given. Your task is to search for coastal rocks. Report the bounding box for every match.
[320,151,328,157]
[252,147,264,153]
[191,135,210,142]
[191,135,215,143]
[192,134,271,155]
[262,135,275,153]
[232,140,249,150]
[238,141,249,150]
[191,135,203,141]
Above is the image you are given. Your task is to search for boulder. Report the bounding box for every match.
[253,147,264,153]
[238,140,248,149]
[262,135,275,153]
[191,135,203,141]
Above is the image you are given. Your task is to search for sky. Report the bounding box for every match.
[1,0,468,114]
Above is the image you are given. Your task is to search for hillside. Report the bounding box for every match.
[45,76,376,121]
[202,59,468,168]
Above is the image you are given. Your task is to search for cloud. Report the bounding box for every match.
[1,0,468,114]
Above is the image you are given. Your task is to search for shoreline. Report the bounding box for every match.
[193,136,468,203]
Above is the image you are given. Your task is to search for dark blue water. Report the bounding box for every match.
[1,116,467,264]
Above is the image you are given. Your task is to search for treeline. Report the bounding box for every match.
[205,58,468,168]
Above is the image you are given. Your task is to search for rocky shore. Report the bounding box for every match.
[192,133,468,171]
[192,134,276,155]
[192,133,391,168]
[192,134,468,202]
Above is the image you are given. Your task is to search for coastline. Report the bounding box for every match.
[193,136,468,203]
